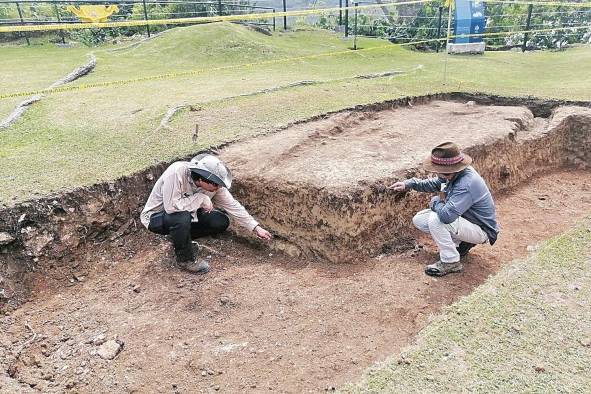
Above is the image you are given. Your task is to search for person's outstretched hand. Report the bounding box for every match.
[388,181,406,192]
[254,225,273,240]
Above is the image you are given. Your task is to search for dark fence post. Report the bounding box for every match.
[282,0,287,30]
[273,9,276,31]
[344,0,349,37]
[436,6,443,53]
[15,2,30,46]
[218,0,222,16]
[142,0,151,37]
[339,0,342,26]
[522,4,533,52]
[353,2,358,49]
[54,4,66,44]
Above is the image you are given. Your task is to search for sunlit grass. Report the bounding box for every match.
[0,23,590,205]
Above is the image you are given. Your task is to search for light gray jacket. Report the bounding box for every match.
[140,161,258,231]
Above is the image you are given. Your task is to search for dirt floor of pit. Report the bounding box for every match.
[1,169,591,393]
[221,100,555,188]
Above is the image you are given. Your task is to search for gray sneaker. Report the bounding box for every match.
[425,260,463,277]
[178,259,210,275]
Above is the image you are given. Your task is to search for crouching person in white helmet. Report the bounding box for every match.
[140,153,272,274]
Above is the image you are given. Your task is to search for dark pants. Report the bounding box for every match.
[148,209,230,263]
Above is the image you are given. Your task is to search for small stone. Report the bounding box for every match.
[201,370,207,377]
[7,363,18,378]
[0,232,15,246]
[21,355,40,367]
[97,340,123,360]
[41,372,54,381]
[59,347,72,360]
[579,338,591,347]
[132,285,141,293]
[213,385,220,391]
[92,334,107,346]
[72,273,85,282]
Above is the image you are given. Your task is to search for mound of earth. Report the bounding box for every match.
[221,97,591,262]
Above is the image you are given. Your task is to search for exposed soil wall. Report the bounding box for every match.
[1,93,590,311]
[0,164,166,310]
[225,100,591,263]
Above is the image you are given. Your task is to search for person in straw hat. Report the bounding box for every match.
[390,142,499,277]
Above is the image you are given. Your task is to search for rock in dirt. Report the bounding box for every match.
[97,340,123,360]
[7,363,18,377]
[0,232,15,246]
[91,333,107,346]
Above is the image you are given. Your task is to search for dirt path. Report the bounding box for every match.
[1,169,590,393]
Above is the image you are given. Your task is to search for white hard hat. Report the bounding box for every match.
[188,153,232,189]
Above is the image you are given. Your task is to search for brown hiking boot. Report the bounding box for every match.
[425,260,463,277]
[177,259,210,275]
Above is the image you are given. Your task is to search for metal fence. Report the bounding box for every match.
[1,0,589,51]
[0,0,277,44]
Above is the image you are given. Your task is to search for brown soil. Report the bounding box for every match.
[1,169,590,393]
[222,100,540,188]
[222,100,591,262]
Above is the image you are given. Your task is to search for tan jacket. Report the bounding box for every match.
[140,161,258,231]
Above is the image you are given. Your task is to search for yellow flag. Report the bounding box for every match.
[66,5,119,23]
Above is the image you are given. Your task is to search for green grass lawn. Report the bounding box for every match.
[0,23,590,205]
[343,217,591,393]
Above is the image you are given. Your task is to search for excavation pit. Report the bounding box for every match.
[221,93,591,262]
[1,93,590,309]
[1,93,591,392]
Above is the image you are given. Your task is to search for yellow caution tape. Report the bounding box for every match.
[486,1,591,7]
[0,0,432,33]
[451,23,590,39]
[0,43,402,100]
[1,0,588,33]
[0,23,589,101]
